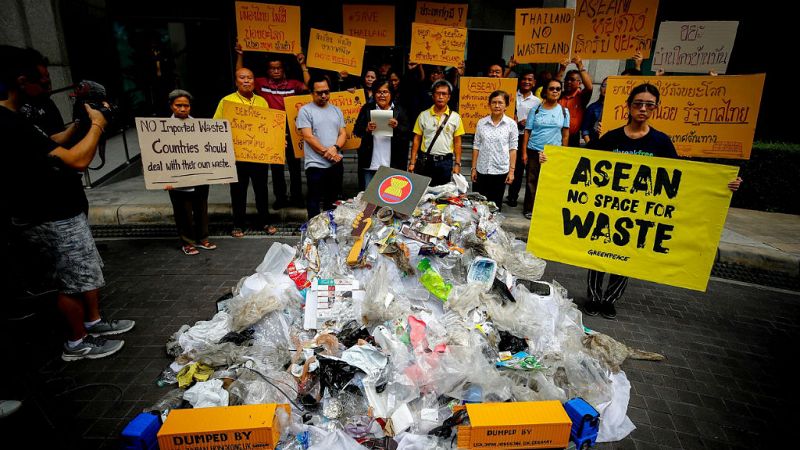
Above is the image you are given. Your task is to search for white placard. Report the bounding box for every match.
[651,21,739,74]
[370,109,394,137]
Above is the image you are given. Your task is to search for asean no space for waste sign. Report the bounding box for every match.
[362,167,431,216]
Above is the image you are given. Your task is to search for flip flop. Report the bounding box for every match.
[263,225,278,235]
[231,228,245,238]
[182,244,199,255]
[196,240,217,250]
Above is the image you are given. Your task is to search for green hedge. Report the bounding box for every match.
[701,142,800,215]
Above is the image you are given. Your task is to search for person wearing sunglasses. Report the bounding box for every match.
[521,79,570,219]
[584,83,743,319]
[557,55,593,147]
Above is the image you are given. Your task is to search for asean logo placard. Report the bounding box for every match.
[378,175,413,204]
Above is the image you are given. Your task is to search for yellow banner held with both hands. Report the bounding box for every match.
[527,146,738,292]
[307,28,366,75]
[284,89,367,158]
[235,2,301,54]
[458,77,518,134]
[343,4,395,47]
[410,22,467,67]
[222,101,286,164]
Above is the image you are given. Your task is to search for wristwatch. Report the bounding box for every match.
[333,144,341,151]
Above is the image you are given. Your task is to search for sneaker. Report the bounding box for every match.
[524,212,533,219]
[583,299,601,316]
[86,318,135,336]
[62,335,124,361]
[600,302,617,319]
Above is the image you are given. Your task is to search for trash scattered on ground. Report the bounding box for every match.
[141,175,664,449]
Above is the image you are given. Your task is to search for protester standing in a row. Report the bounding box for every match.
[471,90,518,211]
[408,80,464,187]
[297,75,347,218]
[166,90,215,255]
[506,70,541,207]
[213,67,277,236]
[558,55,593,147]
[354,79,412,190]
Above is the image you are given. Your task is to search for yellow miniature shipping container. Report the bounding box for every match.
[457,401,572,449]
[157,403,290,450]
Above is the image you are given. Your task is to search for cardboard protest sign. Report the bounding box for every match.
[527,146,738,292]
[284,89,367,158]
[136,118,237,189]
[235,2,301,54]
[415,1,468,27]
[458,77,518,134]
[602,75,765,159]
[307,28,366,75]
[343,5,395,46]
[410,22,467,67]
[362,167,431,216]
[222,101,286,164]
[651,21,739,74]
[514,8,574,63]
[572,0,659,59]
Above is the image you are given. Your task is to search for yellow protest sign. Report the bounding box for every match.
[284,89,367,158]
[415,1,468,27]
[527,146,738,292]
[235,2,301,54]
[410,22,467,67]
[222,101,286,164]
[458,77,518,134]
[602,75,765,159]
[514,8,574,63]
[343,5,395,47]
[572,0,659,59]
[307,28,366,75]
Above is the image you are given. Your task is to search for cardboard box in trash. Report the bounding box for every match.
[456,401,571,449]
[157,403,290,450]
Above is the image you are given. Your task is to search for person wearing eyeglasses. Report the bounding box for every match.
[521,79,570,219]
[584,83,743,319]
[471,90,518,212]
[353,79,411,190]
[296,75,347,219]
[557,55,593,147]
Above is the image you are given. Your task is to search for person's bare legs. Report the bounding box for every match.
[57,292,87,341]
[82,289,101,323]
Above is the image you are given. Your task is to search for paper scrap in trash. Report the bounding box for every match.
[304,278,364,330]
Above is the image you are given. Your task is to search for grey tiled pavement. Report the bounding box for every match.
[2,237,798,449]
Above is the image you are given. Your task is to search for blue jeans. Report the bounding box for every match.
[362,169,377,190]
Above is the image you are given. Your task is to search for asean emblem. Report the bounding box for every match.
[378,175,413,204]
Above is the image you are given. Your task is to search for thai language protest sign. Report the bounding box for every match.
[602,75,765,159]
[136,118,237,190]
[307,28,366,75]
[458,77,518,134]
[572,0,659,59]
[410,22,467,67]
[651,21,739,74]
[415,1,468,27]
[514,8,574,63]
[527,146,737,291]
[343,5,395,46]
[284,89,367,158]
[235,2,301,54]
[221,101,286,164]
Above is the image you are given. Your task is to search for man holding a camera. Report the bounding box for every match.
[2,45,134,361]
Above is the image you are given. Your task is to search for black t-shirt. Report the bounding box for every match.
[1,106,87,223]
[19,98,65,137]
[590,126,678,159]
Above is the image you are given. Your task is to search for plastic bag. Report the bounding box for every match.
[417,258,452,302]
[596,371,636,442]
[183,379,229,408]
[256,242,296,274]
[307,429,366,450]
[178,311,232,355]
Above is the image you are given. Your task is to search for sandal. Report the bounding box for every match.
[231,228,245,238]
[263,225,278,236]
[182,244,199,255]
[196,240,217,250]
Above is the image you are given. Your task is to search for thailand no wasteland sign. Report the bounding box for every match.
[363,167,431,216]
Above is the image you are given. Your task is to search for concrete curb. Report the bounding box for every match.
[717,242,800,277]
[89,204,308,226]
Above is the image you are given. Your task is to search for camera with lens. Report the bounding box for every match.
[71,80,118,131]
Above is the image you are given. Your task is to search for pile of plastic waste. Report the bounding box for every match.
[150,175,661,449]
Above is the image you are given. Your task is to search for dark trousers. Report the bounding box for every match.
[587,270,629,304]
[476,172,507,211]
[415,154,453,187]
[306,162,343,219]
[568,132,581,147]
[230,161,270,229]
[506,143,526,202]
[271,141,304,202]
[523,150,542,213]
[168,186,209,244]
